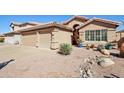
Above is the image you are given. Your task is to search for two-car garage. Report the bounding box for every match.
[21,30,51,49]
[19,23,73,49]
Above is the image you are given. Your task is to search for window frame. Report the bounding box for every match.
[85,29,107,41]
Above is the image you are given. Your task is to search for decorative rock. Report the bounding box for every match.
[101,49,110,55]
[86,69,93,78]
[79,64,93,78]
[98,58,115,67]
[79,56,115,78]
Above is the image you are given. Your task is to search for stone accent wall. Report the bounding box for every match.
[51,30,59,49]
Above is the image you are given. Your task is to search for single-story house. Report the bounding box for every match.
[4,16,120,49]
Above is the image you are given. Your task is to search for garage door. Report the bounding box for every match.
[5,36,15,44]
[22,33,37,47]
[39,32,51,48]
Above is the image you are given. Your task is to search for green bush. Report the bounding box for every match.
[90,44,95,48]
[59,43,72,55]
[0,38,4,42]
[97,44,105,51]
[77,38,82,44]
[105,43,113,50]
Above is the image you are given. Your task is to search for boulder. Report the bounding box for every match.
[79,63,93,78]
[98,58,115,67]
[86,69,93,78]
[101,49,110,55]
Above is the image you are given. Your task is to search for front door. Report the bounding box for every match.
[72,29,79,45]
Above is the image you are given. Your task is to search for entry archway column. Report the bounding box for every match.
[36,31,40,47]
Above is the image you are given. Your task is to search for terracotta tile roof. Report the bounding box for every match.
[5,16,120,35]
[16,22,73,33]
[78,18,120,29]
[3,31,20,35]
[62,15,89,25]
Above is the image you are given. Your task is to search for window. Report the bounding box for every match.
[85,29,107,41]
[96,30,100,41]
[85,30,89,41]
[101,29,107,41]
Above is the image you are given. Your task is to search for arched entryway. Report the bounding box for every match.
[72,24,80,45]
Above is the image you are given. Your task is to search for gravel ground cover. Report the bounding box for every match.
[0,45,124,78]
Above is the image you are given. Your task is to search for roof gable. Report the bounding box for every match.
[78,18,120,29]
[62,16,89,25]
[17,22,73,33]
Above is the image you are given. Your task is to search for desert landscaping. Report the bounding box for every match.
[0,44,124,78]
[1,15,124,78]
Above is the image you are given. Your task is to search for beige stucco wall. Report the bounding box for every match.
[107,30,116,42]
[51,28,72,49]
[64,20,84,28]
[79,21,117,45]
[116,33,120,41]
[116,32,124,41]
[21,27,72,49]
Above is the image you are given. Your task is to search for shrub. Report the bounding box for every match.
[59,43,72,55]
[0,38,4,42]
[105,43,113,50]
[90,44,95,48]
[86,44,90,50]
[77,38,83,47]
[77,38,82,44]
[97,44,105,51]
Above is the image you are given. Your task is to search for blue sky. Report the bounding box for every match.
[0,15,124,34]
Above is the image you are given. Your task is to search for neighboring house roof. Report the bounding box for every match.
[16,22,73,33]
[10,21,42,27]
[62,16,89,25]
[77,17,120,29]
[0,35,4,37]
[116,29,124,33]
